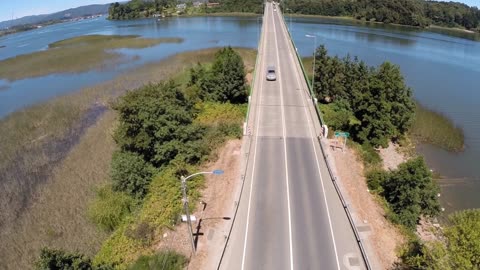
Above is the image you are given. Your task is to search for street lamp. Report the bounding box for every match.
[286,8,292,30]
[305,34,317,93]
[180,169,224,255]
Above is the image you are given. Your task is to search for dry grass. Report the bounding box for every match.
[0,47,256,270]
[0,35,183,81]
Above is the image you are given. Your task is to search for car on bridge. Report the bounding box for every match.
[266,66,276,81]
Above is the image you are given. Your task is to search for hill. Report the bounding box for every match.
[0,4,111,29]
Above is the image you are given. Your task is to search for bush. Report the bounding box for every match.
[128,251,186,270]
[366,169,388,192]
[111,151,156,199]
[382,157,440,229]
[359,143,382,168]
[35,248,112,270]
[87,187,135,232]
[445,209,480,269]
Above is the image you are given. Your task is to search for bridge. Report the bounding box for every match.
[218,2,368,270]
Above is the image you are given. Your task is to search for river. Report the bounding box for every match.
[0,15,479,213]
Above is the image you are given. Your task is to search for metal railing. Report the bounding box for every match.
[280,11,372,270]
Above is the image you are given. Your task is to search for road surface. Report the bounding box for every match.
[219,3,366,270]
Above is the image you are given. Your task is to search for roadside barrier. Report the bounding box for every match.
[280,10,372,270]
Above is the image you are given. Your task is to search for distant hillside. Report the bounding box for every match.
[0,4,111,28]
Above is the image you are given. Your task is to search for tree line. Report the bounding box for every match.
[283,0,480,30]
[108,0,264,20]
[108,0,177,20]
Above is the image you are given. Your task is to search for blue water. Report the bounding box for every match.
[0,16,260,116]
[0,15,479,212]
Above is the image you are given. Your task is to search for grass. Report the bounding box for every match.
[0,47,256,270]
[410,102,464,152]
[0,35,183,81]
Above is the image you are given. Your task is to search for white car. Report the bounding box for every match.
[266,66,276,81]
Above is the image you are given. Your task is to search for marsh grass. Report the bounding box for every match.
[0,47,255,270]
[411,103,464,152]
[0,35,183,81]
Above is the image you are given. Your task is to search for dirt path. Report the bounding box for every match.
[155,139,243,269]
[325,140,405,269]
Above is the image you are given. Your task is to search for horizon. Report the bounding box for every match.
[0,0,479,23]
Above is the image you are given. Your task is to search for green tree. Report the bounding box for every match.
[382,157,440,229]
[111,151,155,199]
[355,62,414,147]
[445,209,480,269]
[199,47,248,104]
[113,81,206,167]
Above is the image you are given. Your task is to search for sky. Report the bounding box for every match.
[0,0,479,22]
[0,0,114,22]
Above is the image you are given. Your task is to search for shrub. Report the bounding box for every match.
[35,248,113,270]
[382,157,440,229]
[445,209,480,269]
[366,169,388,192]
[359,143,382,168]
[111,151,155,199]
[127,251,186,270]
[125,222,155,246]
[87,187,135,232]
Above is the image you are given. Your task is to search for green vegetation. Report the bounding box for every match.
[401,209,480,269]
[87,187,137,232]
[367,157,440,230]
[411,102,464,152]
[91,46,249,268]
[128,251,186,270]
[0,48,255,270]
[108,0,263,19]
[35,248,112,270]
[314,45,415,147]
[111,151,156,199]
[282,0,480,32]
[190,47,248,103]
[0,35,182,81]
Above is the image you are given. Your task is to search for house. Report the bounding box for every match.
[193,1,203,8]
[176,3,187,10]
[207,2,220,8]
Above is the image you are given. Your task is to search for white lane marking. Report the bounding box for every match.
[272,7,294,270]
[241,4,268,270]
[277,9,341,270]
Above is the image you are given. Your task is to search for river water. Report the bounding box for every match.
[0,15,478,213]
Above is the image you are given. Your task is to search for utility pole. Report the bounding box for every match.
[305,34,317,91]
[181,176,196,254]
[179,170,224,255]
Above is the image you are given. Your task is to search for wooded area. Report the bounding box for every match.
[283,0,480,30]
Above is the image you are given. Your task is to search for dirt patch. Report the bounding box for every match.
[155,139,242,269]
[326,139,405,269]
[379,142,406,171]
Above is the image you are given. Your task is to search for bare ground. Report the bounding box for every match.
[155,139,243,269]
[379,142,406,171]
[325,139,406,269]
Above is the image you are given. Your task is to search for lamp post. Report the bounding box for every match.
[305,34,317,92]
[180,169,224,255]
[286,8,292,30]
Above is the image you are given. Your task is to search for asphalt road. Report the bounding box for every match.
[219,3,366,270]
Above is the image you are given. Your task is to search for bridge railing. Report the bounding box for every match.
[279,11,373,270]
